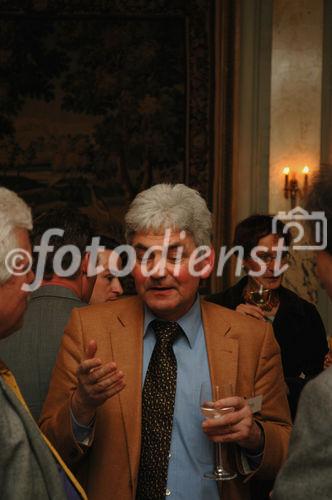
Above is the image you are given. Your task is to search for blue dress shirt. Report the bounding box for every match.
[143,296,219,500]
[72,295,262,497]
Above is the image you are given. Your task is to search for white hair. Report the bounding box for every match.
[125,183,212,246]
[0,187,32,284]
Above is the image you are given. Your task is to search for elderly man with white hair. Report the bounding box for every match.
[0,187,86,499]
[41,183,291,500]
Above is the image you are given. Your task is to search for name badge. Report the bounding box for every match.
[247,394,263,413]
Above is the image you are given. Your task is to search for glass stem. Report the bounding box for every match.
[215,443,224,473]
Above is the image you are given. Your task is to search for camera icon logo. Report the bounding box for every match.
[272,206,327,251]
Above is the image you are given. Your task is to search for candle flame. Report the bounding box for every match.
[283,166,290,175]
[303,165,309,174]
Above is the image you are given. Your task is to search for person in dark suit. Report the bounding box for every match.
[273,167,332,500]
[207,214,328,500]
[0,187,86,499]
[1,207,96,419]
[207,214,328,420]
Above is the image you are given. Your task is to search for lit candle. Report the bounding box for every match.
[283,166,290,191]
[303,165,309,191]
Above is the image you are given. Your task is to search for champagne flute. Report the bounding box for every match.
[200,382,237,481]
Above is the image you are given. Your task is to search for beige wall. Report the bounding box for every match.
[269,0,323,214]
[269,0,323,303]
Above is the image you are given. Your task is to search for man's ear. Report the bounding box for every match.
[80,252,97,302]
[200,247,215,279]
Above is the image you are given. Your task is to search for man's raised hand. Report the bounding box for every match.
[71,339,125,425]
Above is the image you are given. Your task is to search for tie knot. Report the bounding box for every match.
[150,319,181,345]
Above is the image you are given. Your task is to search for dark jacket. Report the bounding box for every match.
[207,276,328,419]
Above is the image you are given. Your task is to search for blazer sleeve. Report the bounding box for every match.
[242,322,292,480]
[272,371,332,499]
[39,307,89,466]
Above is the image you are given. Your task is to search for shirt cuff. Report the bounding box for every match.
[70,408,95,446]
[240,421,265,473]
[241,448,264,473]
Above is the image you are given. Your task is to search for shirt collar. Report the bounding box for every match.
[143,295,202,349]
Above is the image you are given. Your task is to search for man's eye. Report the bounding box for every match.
[136,252,154,262]
[167,254,181,263]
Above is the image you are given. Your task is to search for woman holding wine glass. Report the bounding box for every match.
[207,214,328,499]
[207,214,328,420]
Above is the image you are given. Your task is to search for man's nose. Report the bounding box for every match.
[111,277,123,296]
[267,255,280,272]
[148,255,167,279]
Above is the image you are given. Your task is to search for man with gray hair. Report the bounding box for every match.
[41,183,291,500]
[1,207,95,420]
[0,187,86,499]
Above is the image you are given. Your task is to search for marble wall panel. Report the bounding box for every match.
[269,0,323,301]
[270,0,323,214]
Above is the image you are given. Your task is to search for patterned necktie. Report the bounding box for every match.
[136,319,181,500]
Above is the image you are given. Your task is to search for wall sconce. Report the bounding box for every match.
[283,165,310,208]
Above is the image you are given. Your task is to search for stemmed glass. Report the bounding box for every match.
[200,382,237,481]
[246,280,271,311]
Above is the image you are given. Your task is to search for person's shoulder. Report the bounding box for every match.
[305,366,332,393]
[73,295,142,320]
[65,296,143,335]
[28,285,85,311]
[205,291,227,305]
[201,300,268,337]
[280,286,317,312]
[205,277,246,309]
[296,367,332,415]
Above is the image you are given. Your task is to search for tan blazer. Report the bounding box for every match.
[40,297,291,500]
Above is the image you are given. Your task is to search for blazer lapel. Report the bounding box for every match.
[108,297,144,488]
[201,301,239,392]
